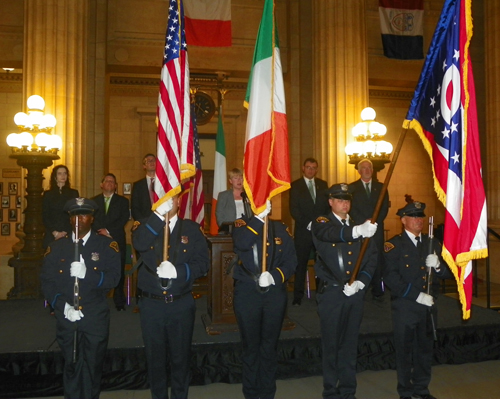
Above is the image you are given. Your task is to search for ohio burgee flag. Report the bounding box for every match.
[404,0,487,319]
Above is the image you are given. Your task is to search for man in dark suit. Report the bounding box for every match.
[131,153,156,222]
[289,157,329,306]
[348,158,389,301]
[92,173,130,311]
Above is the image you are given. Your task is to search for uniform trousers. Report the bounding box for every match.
[293,230,314,301]
[233,280,287,399]
[113,250,126,308]
[56,304,110,399]
[317,285,364,399]
[139,294,196,399]
[391,298,434,397]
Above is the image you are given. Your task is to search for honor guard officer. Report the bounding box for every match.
[41,198,121,399]
[312,183,378,399]
[132,194,209,399]
[383,201,451,399]
[232,200,297,399]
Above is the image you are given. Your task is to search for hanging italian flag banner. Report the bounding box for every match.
[243,0,290,215]
[210,106,227,235]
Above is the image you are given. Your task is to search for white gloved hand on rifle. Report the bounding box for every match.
[157,260,177,279]
[343,280,365,297]
[64,302,84,322]
[70,258,86,279]
[258,271,275,287]
[256,200,272,221]
[425,254,440,269]
[353,220,378,238]
[416,292,434,307]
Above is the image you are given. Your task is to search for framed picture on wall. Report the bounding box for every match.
[123,183,132,195]
[0,210,3,222]
[1,196,9,208]
[1,223,10,236]
[16,223,22,231]
[0,182,3,195]
[8,209,17,222]
[16,196,21,208]
[8,182,18,195]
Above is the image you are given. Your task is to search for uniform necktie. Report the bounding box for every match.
[104,196,110,214]
[416,236,423,254]
[150,178,155,205]
[308,179,316,202]
[341,219,347,225]
[365,182,371,198]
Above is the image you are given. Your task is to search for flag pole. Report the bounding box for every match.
[349,127,409,285]
[261,216,268,274]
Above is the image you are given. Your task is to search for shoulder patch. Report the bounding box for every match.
[286,226,293,237]
[131,220,141,232]
[109,241,120,253]
[384,242,395,252]
[234,219,246,228]
[316,216,329,223]
[44,246,51,257]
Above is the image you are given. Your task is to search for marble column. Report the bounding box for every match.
[484,1,500,224]
[311,1,369,184]
[23,0,88,190]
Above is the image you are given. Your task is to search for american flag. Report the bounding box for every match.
[179,102,205,227]
[154,0,193,209]
[404,0,487,319]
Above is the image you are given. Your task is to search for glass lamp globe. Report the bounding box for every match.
[48,134,62,150]
[19,132,34,147]
[360,107,376,121]
[6,133,22,148]
[363,140,376,154]
[27,95,45,111]
[14,112,29,127]
[35,132,50,148]
[42,114,57,129]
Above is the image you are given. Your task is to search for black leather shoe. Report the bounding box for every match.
[413,394,437,399]
[116,306,126,311]
[292,298,301,306]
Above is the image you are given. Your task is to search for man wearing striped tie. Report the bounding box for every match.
[92,173,130,311]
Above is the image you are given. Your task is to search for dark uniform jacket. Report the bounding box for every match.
[312,213,378,288]
[232,216,297,284]
[132,212,209,296]
[290,177,329,233]
[41,233,121,312]
[92,193,130,254]
[383,232,451,301]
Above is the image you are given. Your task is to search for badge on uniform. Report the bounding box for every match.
[131,220,141,232]
[234,218,246,227]
[44,247,51,256]
[181,236,188,244]
[316,216,329,223]
[109,241,120,253]
[91,252,100,261]
[384,242,395,252]
[274,237,282,245]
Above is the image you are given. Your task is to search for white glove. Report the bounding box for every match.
[353,220,378,238]
[257,200,272,220]
[155,198,173,216]
[343,280,365,296]
[426,254,440,269]
[70,260,86,279]
[64,302,84,322]
[416,292,434,307]
[157,260,177,279]
[258,271,275,287]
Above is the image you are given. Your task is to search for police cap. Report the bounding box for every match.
[396,201,426,217]
[63,197,98,216]
[328,183,352,200]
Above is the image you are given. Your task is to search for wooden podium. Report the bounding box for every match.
[202,234,295,335]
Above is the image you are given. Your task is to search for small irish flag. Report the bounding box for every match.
[210,106,227,235]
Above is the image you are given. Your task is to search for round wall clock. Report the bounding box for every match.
[194,91,216,125]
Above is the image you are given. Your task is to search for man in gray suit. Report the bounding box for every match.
[289,158,329,306]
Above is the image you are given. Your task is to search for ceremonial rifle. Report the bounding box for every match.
[72,216,80,363]
[427,216,438,341]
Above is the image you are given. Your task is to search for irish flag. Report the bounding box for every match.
[243,0,290,215]
[210,106,227,235]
